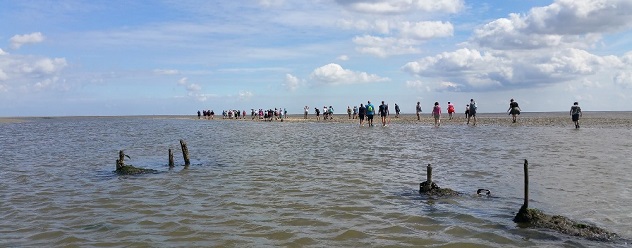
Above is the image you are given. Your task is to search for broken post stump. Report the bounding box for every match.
[419,163,459,196]
[180,139,190,166]
[116,150,125,170]
[169,148,175,167]
[513,159,618,241]
[115,150,157,175]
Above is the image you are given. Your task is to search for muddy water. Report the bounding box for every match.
[1,115,630,247]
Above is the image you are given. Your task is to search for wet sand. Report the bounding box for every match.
[4,112,632,128]
[258,112,632,129]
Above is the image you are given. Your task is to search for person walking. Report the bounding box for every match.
[467,99,477,125]
[366,101,375,127]
[507,99,521,123]
[358,103,366,127]
[395,104,400,118]
[353,106,358,119]
[379,101,389,127]
[304,106,309,119]
[570,102,582,128]
[432,102,441,127]
[347,106,352,119]
[416,102,422,121]
[447,102,455,120]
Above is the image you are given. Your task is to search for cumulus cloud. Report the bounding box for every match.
[614,71,632,88]
[471,0,632,50]
[398,21,453,40]
[282,73,301,91]
[0,49,7,55]
[310,63,390,85]
[0,54,67,93]
[336,0,464,14]
[176,77,207,101]
[342,19,453,56]
[353,35,420,57]
[10,32,45,49]
[402,47,620,91]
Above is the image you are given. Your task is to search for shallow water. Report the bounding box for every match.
[1,115,631,247]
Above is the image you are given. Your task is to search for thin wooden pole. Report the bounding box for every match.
[168,148,175,167]
[427,164,433,186]
[422,164,433,191]
[116,150,125,170]
[523,159,529,210]
[180,139,190,166]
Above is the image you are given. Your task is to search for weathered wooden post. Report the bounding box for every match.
[521,159,529,211]
[168,148,175,167]
[180,139,190,166]
[424,164,433,191]
[116,150,125,170]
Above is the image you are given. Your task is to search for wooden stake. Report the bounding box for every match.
[168,148,174,167]
[422,164,433,191]
[116,150,125,170]
[180,139,190,166]
[522,159,529,210]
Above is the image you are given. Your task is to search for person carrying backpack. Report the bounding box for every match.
[366,101,375,127]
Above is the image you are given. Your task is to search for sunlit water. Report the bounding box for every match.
[1,115,630,247]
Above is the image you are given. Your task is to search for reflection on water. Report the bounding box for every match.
[1,116,630,247]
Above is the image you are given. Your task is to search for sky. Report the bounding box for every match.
[1,0,632,116]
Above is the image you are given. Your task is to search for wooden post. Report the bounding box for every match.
[168,149,174,167]
[116,150,125,170]
[522,159,529,210]
[427,164,433,186]
[422,164,433,191]
[180,139,190,166]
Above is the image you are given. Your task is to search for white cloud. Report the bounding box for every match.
[238,91,253,100]
[10,32,45,49]
[471,0,632,50]
[353,35,420,57]
[282,73,301,91]
[336,0,464,14]
[405,80,430,92]
[398,21,453,40]
[310,63,390,85]
[403,47,620,90]
[0,49,7,55]
[337,55,349,61]
[178,77,188,85]
[154,69,179,75]
[0,54,67,93]
[614,71,632,88]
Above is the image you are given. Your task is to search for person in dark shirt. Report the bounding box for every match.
[358,103,366,127]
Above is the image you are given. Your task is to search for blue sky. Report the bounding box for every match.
[1,0,632,116]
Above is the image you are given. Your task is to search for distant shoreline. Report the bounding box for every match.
[4,112,632,128]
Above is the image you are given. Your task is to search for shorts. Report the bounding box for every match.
[469,110,476,116]
[359,114,365,120]
[367,114,374,121]
[572,114,579,122]
[434,115,440,120]
[380,112,387,117]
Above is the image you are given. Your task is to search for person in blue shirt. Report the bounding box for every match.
[366,100,375,127]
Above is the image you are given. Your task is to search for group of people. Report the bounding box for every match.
[198,110,215,119]
[200,99,584,128]
[197,108,288,121]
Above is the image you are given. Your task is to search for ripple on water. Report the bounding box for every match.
[1,116,631,247]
